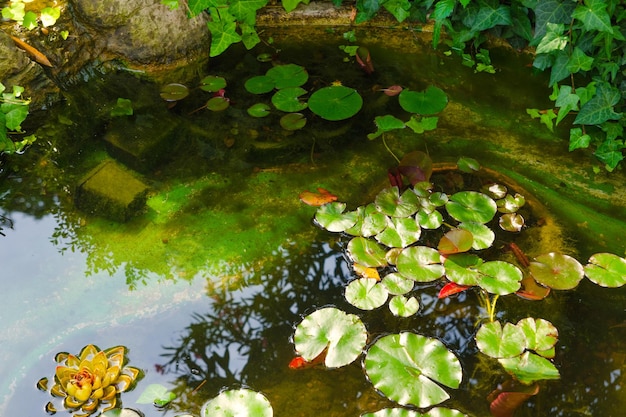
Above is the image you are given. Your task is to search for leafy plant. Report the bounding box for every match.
[0,82,36,155]
[2,1,61,30]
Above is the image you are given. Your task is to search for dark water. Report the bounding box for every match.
[1,27,626,417]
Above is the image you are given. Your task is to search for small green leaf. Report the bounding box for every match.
[375,187,420,218]
[345,277,389,310]
[137,384,176,406]
[271,87,307,112]
[40,7,61,27]
[405,115,438,134]
[397,246,444,282]
[398,86,448,115]
[206,96,230,111]
[476,321,526,359]
[199,75,227,92]
[315,202,358,232]
[572,0,613,33]
[280,112,306,130]
[388,295,419,317]
[110,98,133,117]
[458,222,495,250]
[529,253,584,290]
[347,237,388,267]
[574,83,622,125]
[308,85,363,121]
[345,204,387,237]
[498,352,560,384]
[247,103,271,117]
[266,64,308,89]
[160,83,189,101]
[446,191,497,224]
[568,127,591,151]
[457,157,480,173]
[566,47,594,74]
[478,261,523,295]
[245,75,276,94]
[381,272,415,295]
[584,253,626,287]
[516,318,559,356]
[536,23,567,54]
[201,389,273,417]
[375,216,422,248]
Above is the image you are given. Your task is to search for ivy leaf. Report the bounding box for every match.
[566,47,594,74]
[536,23,567,54]
[594,139,624,170]
[533,0,576,40]
[282,0,309,12]
[207,19,242,57]
[1,102,29,131]
[572,0,613,34]
[229,0,268,25]
[240,22,260,50]
[548,50,569,87]
[382,0,411,22]
[574,83,622,125]
[555,85,580,125]
[469,2,511,32]
[188,0,214,16]
[355,0,381,23]
[568,128,591,151]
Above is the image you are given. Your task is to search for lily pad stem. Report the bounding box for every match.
[478,290,499,322]
[382,134,400,164]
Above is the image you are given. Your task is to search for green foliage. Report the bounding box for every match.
[136,383,176,406]
[0,82,36,155]
[2,1,61,29]
[201,388,273,417]
[110,98,134,117]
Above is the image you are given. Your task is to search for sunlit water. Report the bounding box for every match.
[2,27,626,417]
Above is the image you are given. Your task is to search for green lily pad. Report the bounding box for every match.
[345,277,389,310]
[429,192,449,206]
[364,332,462,408]
[443,253,483,286]
[266,64,308,89]
[362,408,467,417]
[477,261,523,295]
[389,295,420,317]
[398,86,448,115]
[345,204,388,237]
[416,209,443,229]
[347,237,388,267]
[529,253,584,290]
[201,388,273,417]
[271,87,308,112]
[497,193,526,213]
[458,222,495,250]
[446,191,497,224]
[314,202,358,232]
[516,318,558,358]
[137,383,176,406]
[206,96,230,111]
[476,321,526,359]
[457,157,480,173]
[438,228,473,255]
[375,187,421,218]
[376,217,422,248]
[280,113,306,130]
[293,307,367,368]
[308,85,363,121]
[584,253,626,287]
[245,75,276,94]
[367,114,406,139]
[498,351,560,384]
[247,103,271,118]
[481,183,508,199]
[381,272,415,295]
[199,75,227,92]
[499,213,524,232]
[396,246,445,282]
[160,83,189,101]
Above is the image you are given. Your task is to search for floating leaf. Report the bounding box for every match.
[137,383,176,406]
[389,295,420,317]
[584,253,626,287]
[271,87,307,112]
[160,83,189,101]
[476,321,526,359]
[478,261,523,295]
[458,222,495,250]
[345,277,389,310]
[293,307,367,368]
[516,318,558,357]
[314,202,358,232]
[497,194,526,213]
[438,281,471,298]
[266,64,308,89]
[280,112,306,130]
[405,115,438,134]
[299,187,337,206]
[498,352,560,384]
[457,157,480,173]
[516,274,551,300]
[499,213,524,232]
[368,114,406,139]
[398,86,448,115]
[346,204,388,237]
[398,151,433,183]
[375,187,420,218]
[308,85,363,121]
[397,246,445,282]
[200,388,273,417]
[438,229,473,255]
[529,253,584,290]
[446,191,497,224]
[364,332,462,408]
[481,183,507,199]
[247,103,271,117]
[200,75,227,92]
[443,253,483,286]
[382,85,403,96]
[347,237,388,267]
[245,75,276,94]
[206,96,230,111]
[381,272,414,295]
[376,217,422,248]
[416,209,444,229]
[101,409,144,417]
[488,381,539,417]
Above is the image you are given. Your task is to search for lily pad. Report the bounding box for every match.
[346,204,388,237]
[367,114,406,139]
[584,253,626,287]
[266,64,308,89]
[137,383,176,406]
[443,253,483,286]
[200,388,273,417]
[498,352,560,384]
[477,261,523,295]
[481,183,508,199]
[345,278,389,310]
[529,253,584,290]
[160,83,189,101]
[497,193,526,213]
[199,75,227,92]
[499,213,524,232]
[381,272,415,295]
[458,222,495,250]
[362,408,467,417]
[396,246,445,282]
[438,229,473,255]
[375,217,422,248]
[245,75,276,94]
[457,157,480,173]
[416,209,443,229]
[446,191,497,224]
[293,307,367,368]
[247,103,271,118]
[206,96,230,111]
[364,332,462,408]
[308,85,363,121]
[476,321,526,359]
[516,318,558,358]
[271,87,308,112]
[398,86,448,115]
[347,237,388,267]
[375,187,421,218]
[388,295,420,317]
[314,202,358,232]
[280,113,306,130]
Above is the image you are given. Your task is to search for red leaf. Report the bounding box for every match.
[298,188,338,206]
[438,282,470,298]
[388,168,403,188]
[382,85,403,96]
[355,46,374,74]
[488,381,539,417]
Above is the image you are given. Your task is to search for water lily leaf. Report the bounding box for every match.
[443,253,483,286]
[280,112,306,130]
[405,115,438,134]
[488,381,539,417]
[458,222,495,250]
[584,253,626,287]
[446,191,497,224]
[200,75,227,92]
[364,332,462,408]
[346,203,388,237]
[429,192,448,206]
[381,272,414,295]
[347,237,388,267]
[476,321,526,359]
[529,253,584,290]
[481,183,507,199]
[294,307,367,368]
[314,202,358,232]
[308,85,363,121]
[136,383,176,405]
[398,151,433,184]
[516,273,551,300]
[299,187,337,206]
[416,209,443,229]
[160,83,189,101]
[245,75,276,94]
[362,408,467,417]
[266,64,308,89]
[389,295,420,317]
[438,228,473,255]
[516,318,558,357]
[345,277,389,310]
[376,216,422,248]
[247,103,271,117]
[477,261,523,295]
[422,408,468,417]
[271,87,307,112]
[397,246,445,282]
[499,213,525,232]
[201,388,273,417]
[398,86,448,115]
[498,352,560,384]
[375,187,420,218]
[497,194,526,213]
[457,157,480,173]
[206,96,230,111]
[368,114,406,139]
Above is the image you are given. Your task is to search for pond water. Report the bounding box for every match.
[1,27,626,417]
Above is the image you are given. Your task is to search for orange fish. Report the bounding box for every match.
[289,350,327,370]
[298,188,338,206]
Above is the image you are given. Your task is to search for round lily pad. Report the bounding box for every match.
[247,103,271,118]
[388,295,420,317]
[416,209,443,229]
[362,408,466,417]
[308,85,363,121]
[475,321,526,359]
[458,222,495,250]
[438,228,473,255]
[271,87,308,112]
[398,86,448,115]
[201,388,272,417]
[446,191,497,224]
[293,307,367,368]
[266,64,308,89]
[347,236,388,267]
[245,75,276,94]
[443,253,483,286]
[364,332,462,408]
[584,252,626,287]
[499,213,524,232]
[381,272,415,295]
[345,203,388,237]
[477,261,523,295]
[206,96,229,111]
[199,75,227,92]
[375,217,422,248]
[314,202,358,232]
[160,83,189,101]
[280,113,306,130]
[345,278,389,310]
[396,246,444,282]
[529,253,584,290]
[375,187,420,218]
[516,317,558,357]
[498,351,560,385]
